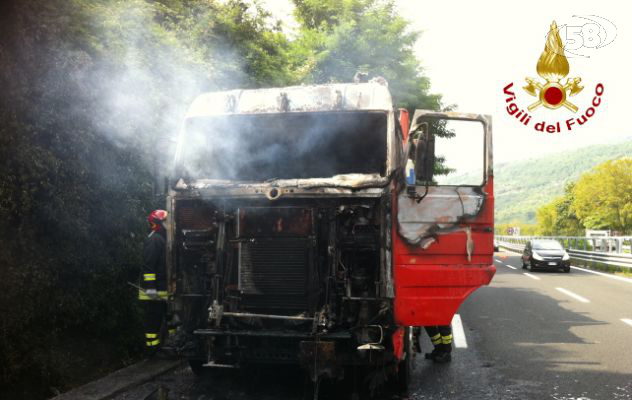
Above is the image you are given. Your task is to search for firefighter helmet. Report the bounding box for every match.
[148,210,168,231]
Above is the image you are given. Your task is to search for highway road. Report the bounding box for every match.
[414,250,632,400]
[112,250,632,400]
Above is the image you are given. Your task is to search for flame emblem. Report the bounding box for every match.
[523,21,583,112]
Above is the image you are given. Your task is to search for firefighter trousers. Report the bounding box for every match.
[425,325,453,352]
[141,299,166,349]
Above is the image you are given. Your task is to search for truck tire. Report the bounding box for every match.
[397,327,413,394]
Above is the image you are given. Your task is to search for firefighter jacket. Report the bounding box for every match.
[139,230,168,301]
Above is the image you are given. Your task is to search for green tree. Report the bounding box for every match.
[0,0,296,397]
[171,0,299,88]
[291,0,443,111]
[536,202,557,236]
[553,183,584,235]
[535,183,584,236]
[573,158,632,234]
[0,1,449,397]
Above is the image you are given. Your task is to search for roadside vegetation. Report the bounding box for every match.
[494,140,632,225]
[496,158,632,238]
[0,1,445,398]
[535,158,632,236]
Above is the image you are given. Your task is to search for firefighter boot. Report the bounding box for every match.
[424,346,441,360]
[432,343,452,364]
[424,331,442,360]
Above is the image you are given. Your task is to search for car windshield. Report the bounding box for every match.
[176,111,388,181]
[533,240,563,250]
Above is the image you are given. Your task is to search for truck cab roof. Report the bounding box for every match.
[185,82,394,118]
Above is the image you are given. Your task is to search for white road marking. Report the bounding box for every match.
[494,258,501,263]
[505,264,517,270]
[571,265,632,284]
[501,249,632,284]
[451,314,468,348]
[621,319,632,328]
[523,273,541,280]
[556,287,590,303]
[501,248,632,283]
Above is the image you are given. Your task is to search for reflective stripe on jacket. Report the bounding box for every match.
[138,290,169,301]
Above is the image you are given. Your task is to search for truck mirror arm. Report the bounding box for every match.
[413,129,435,184]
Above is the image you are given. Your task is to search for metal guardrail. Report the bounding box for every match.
[496,235,632,270]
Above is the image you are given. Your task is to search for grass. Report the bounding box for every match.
[570,258,632,277]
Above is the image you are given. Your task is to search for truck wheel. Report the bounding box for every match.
[397,327,413,394]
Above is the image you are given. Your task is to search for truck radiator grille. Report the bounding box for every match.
[239,238,310,313]
[177,202,215,230]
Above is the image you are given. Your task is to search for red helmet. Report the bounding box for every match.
[148,210,168,232]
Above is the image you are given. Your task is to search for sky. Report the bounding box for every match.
[263,0,632,164]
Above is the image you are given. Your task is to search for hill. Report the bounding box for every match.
[493,140,632,224]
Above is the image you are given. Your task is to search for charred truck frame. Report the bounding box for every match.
[166,82,495,390]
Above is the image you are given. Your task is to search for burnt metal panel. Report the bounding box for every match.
[238,207,312,238]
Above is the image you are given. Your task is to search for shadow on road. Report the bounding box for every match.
[447,280,632,399]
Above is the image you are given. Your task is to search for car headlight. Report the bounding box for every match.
[562,252,570,261]
[532,252,544,261]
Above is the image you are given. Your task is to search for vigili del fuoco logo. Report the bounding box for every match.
[503,21,604,133]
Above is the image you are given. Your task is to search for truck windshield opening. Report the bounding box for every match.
[178,111,387,181]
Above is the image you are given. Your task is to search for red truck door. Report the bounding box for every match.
[393,111,496,326]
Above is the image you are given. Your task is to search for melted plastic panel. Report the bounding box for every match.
[397,186,485,248]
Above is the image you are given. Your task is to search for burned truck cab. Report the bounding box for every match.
[165,82,495,388]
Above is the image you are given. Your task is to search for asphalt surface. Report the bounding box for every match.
[112,251,632,400]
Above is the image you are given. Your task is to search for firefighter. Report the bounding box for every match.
[424,325,452,363]
[140,209,169,353]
